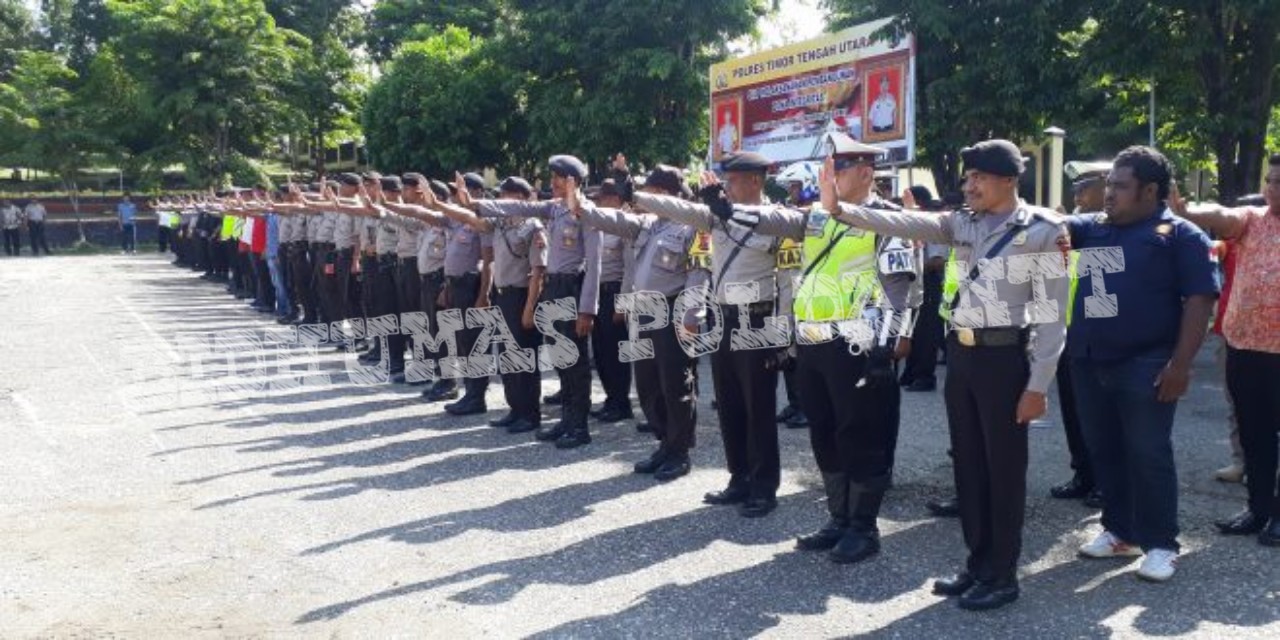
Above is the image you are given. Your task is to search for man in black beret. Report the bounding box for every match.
[584,177,635,424]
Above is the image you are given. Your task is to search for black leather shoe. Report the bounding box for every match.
[636,422,653,433]
[422,386,459,402]
[957,580,1019,611]
[905,380,937,392]
[1083,490,1105,509]
[926,497,960,518]
[535,423,568,442]
[784,410,809,429]
[445,397,486,416]
[932,572,976,597]
[1259,519,1280,547]
[388,372,406,385]
[506,418,539,434]
[554,429,591,449]
[1050,474,1094,500]
[1216,509,1267,535]
[596,407,633,424]
[489,412,518,428]
[543,390,564,405]
[653,456,691,481]
[634,449,667,474]
[738,496,778,518]
[703,485,750,506]
[796,520,847,551]
[776,404,799,423]
[828,530,880,564]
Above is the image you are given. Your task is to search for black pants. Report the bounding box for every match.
[944,334,1030,584]
[1227,347,1280,519]
[372,254,405,371]
[1056,356,1091,479]
[157,225,170,253]
[290,243,316,321]
[635,296,698,456]
[3,228,20,255]
[397,257,421,361]
[419,269,446,362]
[710,304,781,499]
[782,368,801,408]
[591,281,632,411]
[322,249,353,328]
[797,340,899,485]
[28,221,50,255]
[903,270,944,385]
[450,272,490,399]
[495,286,542,424]
[543,273,592,429]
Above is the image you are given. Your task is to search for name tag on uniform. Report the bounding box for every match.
[879,248,914,274]
[805,211,829,237]
[777,239,803,270]
[561,225,577,248]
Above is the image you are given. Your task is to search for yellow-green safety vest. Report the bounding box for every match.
[793,214,878,322]
[940,249,1080,325]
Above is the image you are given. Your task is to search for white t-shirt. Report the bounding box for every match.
[24,202,46,222]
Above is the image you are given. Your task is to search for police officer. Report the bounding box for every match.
[587,177,635,424]
[470,155,603,449]
[429,176,549,433]
[828,139,1070,610]
[728,133,921,562]
[633,151,784,517]
[435,176,496,416]
[572,163,706,481]
[1049,160,1111,507]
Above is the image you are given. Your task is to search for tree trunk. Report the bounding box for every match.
[63,176,86,244]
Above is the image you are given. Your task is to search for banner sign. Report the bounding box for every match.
[709,17,916,166]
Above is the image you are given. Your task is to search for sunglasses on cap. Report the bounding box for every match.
[833,157,875,171]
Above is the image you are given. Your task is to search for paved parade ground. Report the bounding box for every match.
[2,253,1278,638]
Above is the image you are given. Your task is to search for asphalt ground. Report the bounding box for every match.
[1,253,1277,638]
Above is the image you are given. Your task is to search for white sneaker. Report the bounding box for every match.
[1137,548,1178,582]
[1079,530,1143,559]
[1214,463,1245,483]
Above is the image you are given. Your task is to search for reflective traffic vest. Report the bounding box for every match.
[793,211,878,322]
[940,249,1080,324]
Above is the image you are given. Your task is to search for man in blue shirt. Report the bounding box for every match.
[117,193,138,255]
[1066,146,1218,583]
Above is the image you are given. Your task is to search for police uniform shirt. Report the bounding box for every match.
[600,232,627,283]
[633,191,779,305]
[23,202,46,223]
[476,199,603,315]
[1064,208,1218,362]
[315,212,337,244]
[443,219,491,277]
[833,200,1070,393]
[418,226,448,274]
[288,214,307,243]
[492,218,548,288]
[394,218,423,259]
[332,213,358,250]
[1,204,21,229]
[375,218,399,255]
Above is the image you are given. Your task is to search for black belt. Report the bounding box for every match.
[338,247,354,258]
[422,269,444,281]
[400,256,416,265]
[950,327,1029,348]
[446,272,480,285]
[546,272,583,284]
[494,284,529,296]
[378,253,398,264]
[720,301,775,317]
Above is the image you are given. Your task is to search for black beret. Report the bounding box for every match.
[719,151,772,173]
[908,185,936,207]
[306,183,322,193]
[548,154,589,181]
[960,139,1024,178]
[360,170,382,182]
[429,179,451,201]
[462,172,486,192]
[325,180,341,191]
[643,165,689,197]
[498,176,534,198]
[401,173,424,187]
[337,172,362,186]
[589,179,621,200]
[379,176,403,192]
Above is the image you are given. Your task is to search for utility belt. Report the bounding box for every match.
[719,300,776,317]
[494,284,529,297]
[446,272,481,287]
[950,326,1030,348]
[421,268,444,284]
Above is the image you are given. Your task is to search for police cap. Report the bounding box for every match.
[337,172,362,186]
[548,155,589,181]
[960,139,1025,177]
[719,151,772,174]
[499,176,534,198]
[643,164,689,197]
[462,172,486,192]
[379,176,403,192]
[823,131,885,160]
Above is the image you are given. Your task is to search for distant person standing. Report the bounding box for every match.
[118,193,138,255]
[1,199,21,256]
[24,199,51,256]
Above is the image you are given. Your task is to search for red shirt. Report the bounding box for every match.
[1222,208,1280,353]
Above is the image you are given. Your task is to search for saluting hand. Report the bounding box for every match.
[453,173,473,208]
[901,188,917,210]
[565,176,582,216]
[819,155,840,213]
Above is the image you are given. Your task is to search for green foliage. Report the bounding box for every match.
[366,0,505,63]
[39,0,112,73]
[0,0,36,77]
[362,26,527,177]
[106,0,297,187]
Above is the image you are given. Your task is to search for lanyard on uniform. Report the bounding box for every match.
[948,220,1035,312]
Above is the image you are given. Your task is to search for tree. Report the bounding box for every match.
[1083,1,1280,202]
[265,0,367,176]
[362,26,528,176]
[106,0,296,187]
[39,0,112,73]
[824,0,1092,191]
[0,51,111,241]
[0,0,36,77]
[504,0,766,173]
[365,0,506,63]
